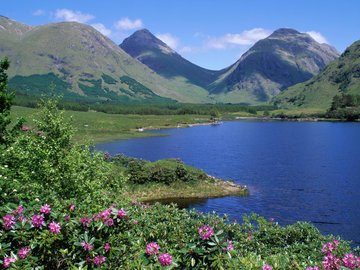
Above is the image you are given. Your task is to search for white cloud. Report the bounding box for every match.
[115,17,143,30]
[206,28,271,49]
[156,33,179,50]
[54,9,95,23]
[91,23,111,37]
[306,31,328,44]
[33,9,45,16]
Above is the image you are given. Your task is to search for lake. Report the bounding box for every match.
[96,120,360,245]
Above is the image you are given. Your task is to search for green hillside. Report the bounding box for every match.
[273,40,360,110]
[0,16,210,103]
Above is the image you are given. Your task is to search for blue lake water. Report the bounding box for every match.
[96,120,360,244]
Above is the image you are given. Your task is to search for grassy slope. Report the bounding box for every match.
[0,17,211,103]
[11,106,213,143]
[273,40,360,112]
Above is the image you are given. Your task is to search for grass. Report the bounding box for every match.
[11,106,213,143]
[123,179,248,201]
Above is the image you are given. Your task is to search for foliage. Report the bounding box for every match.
[112,155,206,185]
[325,94,360,120]
[0,97,124,207]
[0,58,24,146]
[1,202,359,269]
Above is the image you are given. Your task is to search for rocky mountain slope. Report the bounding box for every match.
[208,28,339,103]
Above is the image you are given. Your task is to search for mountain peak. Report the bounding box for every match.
[121,28,175,56]
[271,28,301,37]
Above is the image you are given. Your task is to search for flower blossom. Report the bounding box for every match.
[104,243,111,252]
[18,247,31,259]
[117,208,127,218]
[306,267,319,270]
[342,253,360,269]
[262,264,273,270]
[3,257,16,268]
[2,214,16,230]
[322,253,341,270]
[198,225,214,240]
[94,255,106,266]
[226,240,234,251]
[81,242,94,251]
[80,215,92,227]
[146,242,160,256]
[40,204,51,214]
[49,221,61,234]
[106,218,114,227]
[31,214,45,228]
[158,253,173,266]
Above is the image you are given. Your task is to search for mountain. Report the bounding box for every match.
[0,16,211,103]
[208,28,339,103]
[0,17,343,105]
[120,29,220,88]
[272,40,360,110]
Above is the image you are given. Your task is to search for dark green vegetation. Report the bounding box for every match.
[1,60,359,269]
[274,40,360,113]
[113,155,248,200]
[0,16,339,104]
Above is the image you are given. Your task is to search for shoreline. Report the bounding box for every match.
[122,177,249,202]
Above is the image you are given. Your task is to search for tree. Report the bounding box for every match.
[0,58,23,146]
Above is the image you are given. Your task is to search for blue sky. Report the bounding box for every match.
[2,0,360,70]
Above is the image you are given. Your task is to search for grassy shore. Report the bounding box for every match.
[11,106,215,143]
[123,178,248,201]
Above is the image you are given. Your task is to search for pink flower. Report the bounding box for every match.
[133,220,138,225]
[81,242,94,251]
[198,225,214,240]
[93,255,106,266]
[105,218,114,227]
[2,214,16,230]
[322,240,340,255]
[158,253,172,266]
[16,205,24,214]
[18,247,31,259]
[21,125,31,131]
[40,204,51,214]
[49,221,61,234]
[226,240,234,251]
[64,215,70,222]
[97,208,112,222]
[342,253,360,269]
[262,264,273,270]
[146,242,160,256]
[117,208,127,218]
[322,254,341,270]
[306,267,320,270]
[80,215,92,227]
[3,257,16,268]
[104,243,111,252]
[31,214,45,228]
[69,204,75,211]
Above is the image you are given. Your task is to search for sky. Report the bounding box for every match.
[2,0,360,70]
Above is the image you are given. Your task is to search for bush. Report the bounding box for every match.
[0,98,123,207]
[1,201,358,269]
